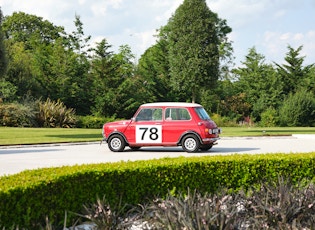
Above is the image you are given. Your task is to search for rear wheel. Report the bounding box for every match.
[108,135,126,152]
[182,135,200,153]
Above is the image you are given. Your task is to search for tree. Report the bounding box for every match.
[167,0,230,103]
[233,47,279,121]
[275,45,314,96]
[0,8,8,78]
[137,39,175,102]
[279,89,315,126]
[2,12,65,49]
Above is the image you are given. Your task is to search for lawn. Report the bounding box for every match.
[0,126,315,145]
[0,127,102,145]
[221,126,315,137]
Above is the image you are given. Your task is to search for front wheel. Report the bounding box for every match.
[108,135,126,152]
[182,135,200,153]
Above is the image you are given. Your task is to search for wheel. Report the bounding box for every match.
[200,144,213,151]
[108,135,126,152]
[182,135,200,153]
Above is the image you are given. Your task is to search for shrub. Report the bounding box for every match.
[211,113,239,127]
[279,90,315,126]
[36,98,76,128]
[76,115,116,129]
[71,178,315,229]
[1,152,315,229]
[0,103,36,127]
[259,107,279,127]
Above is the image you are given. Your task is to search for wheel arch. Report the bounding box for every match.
[177,131,202,146]
[107,131,129,145]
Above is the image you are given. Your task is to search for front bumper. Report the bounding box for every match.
[202,137,220,143]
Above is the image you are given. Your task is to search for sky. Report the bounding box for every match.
[1,0,315,66]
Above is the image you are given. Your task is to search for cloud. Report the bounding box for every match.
[1,0,315,65]
[261,30,315,64]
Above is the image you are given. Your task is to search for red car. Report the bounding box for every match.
[102,102,221,152]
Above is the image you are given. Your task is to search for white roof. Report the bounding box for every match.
[141,102,202,107]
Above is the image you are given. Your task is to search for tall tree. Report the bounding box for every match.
[137,40,174,102]
[233,47,279,121]
[2,12,65,49]
[167,0,230,103]
[275,45,314,96]
[0,8,8,78]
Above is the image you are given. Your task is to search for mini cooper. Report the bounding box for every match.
[102,102,221,152]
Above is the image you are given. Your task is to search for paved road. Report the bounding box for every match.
[0,135,315,176]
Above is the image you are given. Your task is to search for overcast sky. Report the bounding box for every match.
[1,0,315,66]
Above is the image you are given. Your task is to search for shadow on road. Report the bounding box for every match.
[0,148,63,155]
[123,146,260,154]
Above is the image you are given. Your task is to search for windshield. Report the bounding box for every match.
[194,107,211,120]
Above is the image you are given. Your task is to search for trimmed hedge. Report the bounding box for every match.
[1,152,315,228]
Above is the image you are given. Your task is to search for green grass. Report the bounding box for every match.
[0,127,102,145]
[0,126,315,145]
[221,126,315,137]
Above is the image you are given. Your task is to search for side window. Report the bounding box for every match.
[165,108,191,121]
[136,108,162,121]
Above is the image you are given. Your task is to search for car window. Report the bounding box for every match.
[165,108,191,121]
[194,107,211,120]
[136,108,162,121]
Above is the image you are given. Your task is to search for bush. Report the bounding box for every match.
[259,107,279,127]
[0,103,36,127]
[76,115,116,129]
[279,90,315,126]
[211,113,239,127]
[36,98,76,128]
[2,153,315,228]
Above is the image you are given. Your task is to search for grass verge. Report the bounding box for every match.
[221,126,315,137]
[0,127,102,145]
[1,126,315,145]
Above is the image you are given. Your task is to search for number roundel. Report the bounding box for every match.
[136,125,162,143]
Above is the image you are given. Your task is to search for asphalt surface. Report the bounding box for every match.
[0,135,315,176]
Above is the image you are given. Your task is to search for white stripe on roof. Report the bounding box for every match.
[141,102,202,107]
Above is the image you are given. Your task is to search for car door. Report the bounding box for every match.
[125,107,163,146]
[162,107,193,144]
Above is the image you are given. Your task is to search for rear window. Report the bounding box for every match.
[165,108,191,121]
[194,107,211,120]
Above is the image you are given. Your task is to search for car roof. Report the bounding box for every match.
[140,102,202,107]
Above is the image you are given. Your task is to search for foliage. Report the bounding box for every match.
[1,10,315,125]
[0,102,36,127]
[134,178,315,229]
[275,45,314,96]
[0,8,8,78]
[279,90,315,126]
[233,47,280,122]
[36,98,76,128]
[2,152,315,228]
[167,0,228,102]
[74,195,128,230]
[211,113,239,127]
[0,79,16,102]
[76,115,116,129]
[259,107,279,127]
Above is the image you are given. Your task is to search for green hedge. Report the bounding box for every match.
[1,152,315,229]
[75,115,116,128]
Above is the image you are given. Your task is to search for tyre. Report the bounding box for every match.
[200,144,213,151]
[108,135,126,152]
[182,134,200,153]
